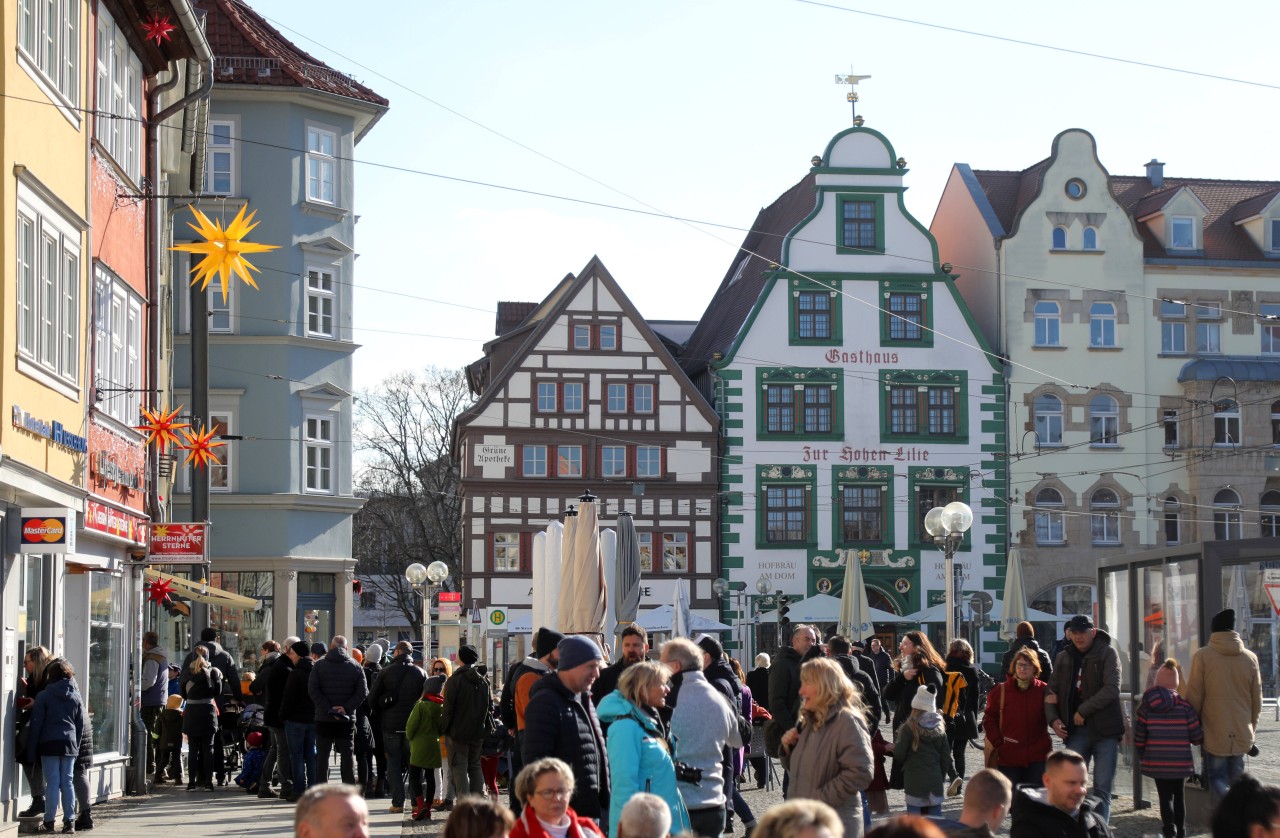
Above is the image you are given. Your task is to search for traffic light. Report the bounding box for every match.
[778,594,791,632]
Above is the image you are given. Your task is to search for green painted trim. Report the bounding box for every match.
[835,193,887,256]
[724,491,744,505]
[879,369,968,443]
[829,465,896,549]
[754,464,818,549]
[725,436,744,447]
[724,419,744,429]
[722,514,743,525]
[907,466,972,549]
[755,367,846,441]
[721,557,744,569]
[718,369,743,381]
[879,279,935,348]
[819,126,900,168]
[787,277,844,345]
[818,184,905,196]
[812,166,906,176]
[722,533,740,544]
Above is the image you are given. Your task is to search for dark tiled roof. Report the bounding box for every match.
[494,302,538,336]
[196,0,388,107]
[971,164,1280,262]
[681,174,816,377]
[1232,188,1280,223]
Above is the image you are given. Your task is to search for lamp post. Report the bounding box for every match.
[712,577,747,653]
[923,501,973,645]
[405,560,450,656]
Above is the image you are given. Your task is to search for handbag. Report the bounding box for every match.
[983,683,1006,769]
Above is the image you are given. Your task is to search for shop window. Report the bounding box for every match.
[208,572,274,672]
[89,573,125,754]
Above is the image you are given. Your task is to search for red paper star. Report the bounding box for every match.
[178,424,227,470]
[147,578,176,605]
[142,15,175,45]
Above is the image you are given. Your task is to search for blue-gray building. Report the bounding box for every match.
[170,0,387,668]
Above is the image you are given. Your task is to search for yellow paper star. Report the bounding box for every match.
[170,205,279,303]
[178,424,227,470]
[136,404,190,453]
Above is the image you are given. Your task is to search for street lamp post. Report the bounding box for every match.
[405,560,450,656]
[712,577,747,654]
[923,501,974,645]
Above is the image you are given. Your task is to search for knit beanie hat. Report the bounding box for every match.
[166,694,183,710]
[310,642,326,657]
[558,636,603,671]
[458,645,480,666]
[696,634,724,662]
[911,684,937,712]
[365,643,383,665]
[290,641,311,658]
[424,674,445,696]
[535,627,566,659]
[1211,608,1236,633]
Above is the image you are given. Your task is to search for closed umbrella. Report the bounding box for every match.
[555,506,579,633]
[570,493,607,636]
[615,511,642,625]
[601,528,617,643]
[532,531,547,632]
[837,549,876,643]
[673,578,692,639]
[999,547,1029,642]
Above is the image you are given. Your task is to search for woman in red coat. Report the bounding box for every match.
[509,757,604,838]
[983,648,1052,787]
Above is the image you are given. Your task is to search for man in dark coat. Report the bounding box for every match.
[1000,621,1054,681]
[1009,750,1113,838]
[182,627,243,702]
[368,640,426,813]
[442,645,490,797]
[309,635,368,785]
[591,624,648,705]
[767,623,816,766]
[139,631,168,781]
[849,639,881,691]
[500,626,563,815]
[523,636,609,821]
[828,635,882,727]
[281,641,318,798]
[261,635,298,799]
[869,637,894,716]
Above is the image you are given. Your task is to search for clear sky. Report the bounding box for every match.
[249,0,1276,391]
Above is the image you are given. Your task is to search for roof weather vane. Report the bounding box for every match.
[834,72,871,126]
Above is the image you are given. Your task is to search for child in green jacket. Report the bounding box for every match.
[893,685,953,817]
[405,679,445,821]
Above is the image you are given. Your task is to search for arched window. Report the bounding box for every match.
[1034,301,1061,347]
[1214,400,1241,447]
[1034,488,1065,544]
[1052,227,1068,249]
[1262,491,1280,538]
[1090,301,1116,347]
[1163,496,1182,545]
[1083,227,1099,250]
[1034,394,1063,445]
[1090,394,1119,445]
[1214,488,1242,540]
[1090,489,1121,544]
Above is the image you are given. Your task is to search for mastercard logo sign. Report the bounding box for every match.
[22,518,66,543]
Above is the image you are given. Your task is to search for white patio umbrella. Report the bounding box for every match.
[534,522,564,632]
[999,547,1030,642]
[555,506,579,633]
[637,604,732,633]
[614,511,643,627]
[532,531,547,631]
[673,578,692,639]
[561,493,607,636]
[838,549,876,643]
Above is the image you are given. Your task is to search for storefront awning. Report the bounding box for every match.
[144,568,261,611]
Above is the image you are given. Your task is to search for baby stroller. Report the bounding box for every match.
[216,697,245,783]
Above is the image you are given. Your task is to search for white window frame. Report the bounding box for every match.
[1034,393,1063,446]
[16,183,81,393]
[522,445,547,478]
[1163,408,1180,448]
[304,413,334,494]
[174,250,235,334]
[305,267,336,339]
[1213,489,1242,540]
[600,446,627,478]
[1164,498,1182,545]
[1082,227,1099,250]
[1089,302,1116,348]
[1195,302,1222,354]
[1170,216,1196,250]
[635,446,663,479]
[305,125,338,205]
[556,445,582,478]
[1034,488,1065,545]
[93,266,144,425]
[1089,394,1119,446]
[1213,401,1241,447]
[204,119,237,196]
[662,532,689,572]
[178,409,234,493]
[1034,301,1061,347]
[94,8,142,184]
[1262,303,1280,354]
[1090,489,1121,545]
[17,0,80,115]
[1160,300,1187,354]
[606,383,627,413]
[633,383,655,413]
[493,533,521,573]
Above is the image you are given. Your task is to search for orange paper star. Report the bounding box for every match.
[170,205,279,304]
[137,404,190,453]
[178,424,227,470]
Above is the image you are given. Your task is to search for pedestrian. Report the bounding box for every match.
[167,663,182,697]
[932,768,1012,837]
[766,623,818,792]
[184,627,244,785]
[500,627,562,815]
[1000,622,1053,684]
[509,757,604,838]
[591,624,649,706]
[883,632,947,735]
[180,645,224,791]
[443,645,491,798]
[263,635,299,800]
[754,799,842,838]
[1135,659,1202,838]
[522,636,609,822]
[368,640,427,814]
[745,652,771,787]
[310,635,368,785]
[1186,608,1263,805]
[869,638,894,718]
[71,694,93,831]
[293,784,370,838]
[829,635,882,727]
[139,631,169,781]
[480,696,507,797]
[596,659,691,836]
[357,641,384,797]
[661,637,740,838]
[1044,614,1123,823]
[984,648,1052,788]
[155,694,185,787]
[27,658,84,834]
[405,676,444,821]
[867,816,947,838]
[429,657,456,810]
[781,657,874,838]
[1009,749,1112,838]
[1210,774,1280,838]
[617,793,671,838]
[943,640,980,796]
[17,645,55,818]
[283,640,319,793]
[893,685,952,817]
[698,635,756,835]
[442,797,515,838]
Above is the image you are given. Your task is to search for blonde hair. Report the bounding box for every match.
[618,660,669,709]
[903,706,946,751]
[25,645,53,690]
[189,644,211,675]
[514,757,574,805]
[431,657,453,677]
[754,799,843,838]
[799,657,864,730]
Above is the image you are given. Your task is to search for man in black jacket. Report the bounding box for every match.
[442,645,489,797]
[1009,750,1113,838]
[523,636,609,821]
[828,635,882,727]
[868,638,894,717]
[281,641,318,798]
[259,635,299,799]
[309,635,368,785]
[368,641,426,814]
[1000,621,1054,681]
[591,624,648,705]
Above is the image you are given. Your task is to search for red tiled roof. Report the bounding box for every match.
[196,0,388,107]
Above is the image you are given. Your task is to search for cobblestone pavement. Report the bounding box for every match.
[81,704,1280,838]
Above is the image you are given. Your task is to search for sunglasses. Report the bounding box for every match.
[432,667,446,674]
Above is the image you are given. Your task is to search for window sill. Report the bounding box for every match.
[1090,443,1122,450]
[1087,345,1122,351]
[1032,344,1068,350]
[17,49,81,129]
[1035,541,1068,548]
[1049,248,1105,255]
[300,200,349,221]
[1035,443,1066,449]
[17,356,80,402]
[1157,352,1189,358]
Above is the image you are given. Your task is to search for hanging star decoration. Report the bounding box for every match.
[136,404,190,453]
[178,424,227,470]
[170,205,279,304]
[142,15,176,45]
[147,577,176,605]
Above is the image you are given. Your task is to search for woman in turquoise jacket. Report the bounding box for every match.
[596,661,690,836]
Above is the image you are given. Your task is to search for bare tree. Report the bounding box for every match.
[353,367,472,640]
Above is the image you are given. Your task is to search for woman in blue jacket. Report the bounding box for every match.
[27,658,85,834]
[597,661,690,837]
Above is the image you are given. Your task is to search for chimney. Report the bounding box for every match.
[1145,159,1165,189]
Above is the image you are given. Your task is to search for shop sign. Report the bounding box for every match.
[472,444,514,467]
[84,501,147,545]
[438,590,462,622]
[147,523,208,563]
[19,508,76,554]
[12,406,88,454]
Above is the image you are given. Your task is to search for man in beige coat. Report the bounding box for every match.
[1185,608,1262,803]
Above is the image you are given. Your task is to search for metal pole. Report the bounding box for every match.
[189,282,209,644]
[422,585,432,657]
[943,537,955,645]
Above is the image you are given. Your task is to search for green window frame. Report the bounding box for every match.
[909,466,970,549]
[879,280,933,347]
[831,465,894,548]
[788,278,843,345]
[757,368,843,441]
[835,194,886,255]
[879,370,967,443]
[755,465,817,549]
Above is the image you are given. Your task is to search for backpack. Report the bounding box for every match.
[942,670,968,718]
[498,660,529,730]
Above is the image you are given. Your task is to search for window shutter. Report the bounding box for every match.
[515,444,523,476]
[627,445,636,478]
[485,532,494,573]
[595,444,602,478]
[520,532,532,573]
[660,446,667,478]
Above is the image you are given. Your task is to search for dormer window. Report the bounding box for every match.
[1052,227,1068,249]
[1170,216,1196,250]
[1272,219,1280,254]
